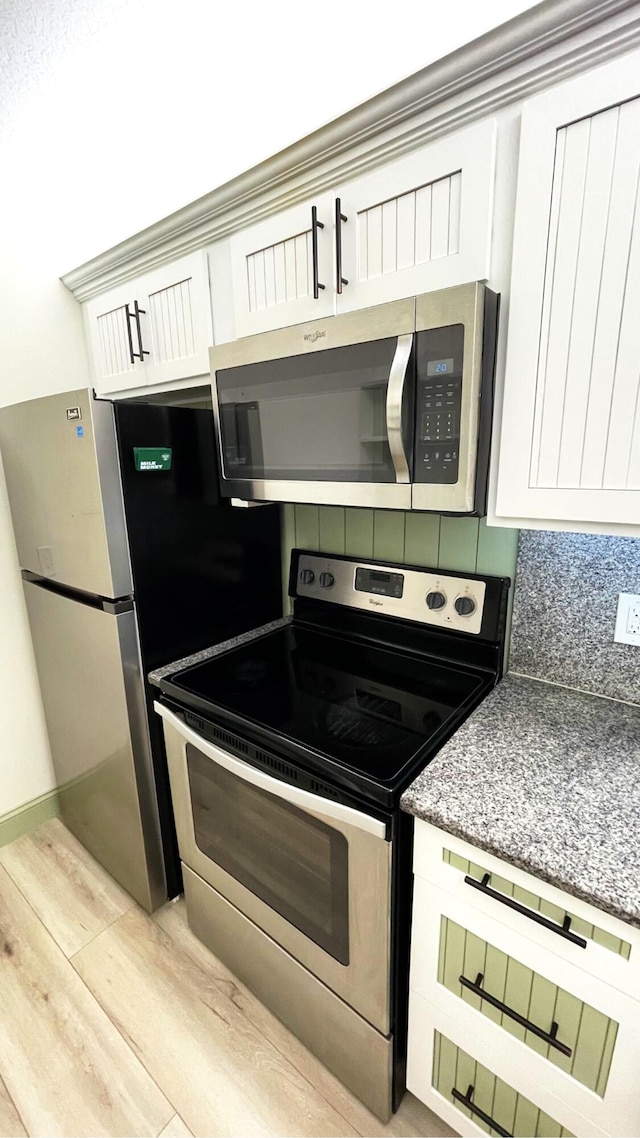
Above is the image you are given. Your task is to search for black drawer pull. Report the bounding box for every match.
[464,873,587,948]
[459,972,572,1057]
[452,1083,511,1136]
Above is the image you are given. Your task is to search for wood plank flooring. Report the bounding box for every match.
[0,819,456,1138]
[0,1075,26,1138]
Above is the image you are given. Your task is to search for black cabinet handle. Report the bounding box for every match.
[125,303,137,365]
[452,1084,512,1137]
[335,197,348,293]
[464,873,587,948]
[125,301,149,363]
[311,206,325,299]
[459,971,572,1057]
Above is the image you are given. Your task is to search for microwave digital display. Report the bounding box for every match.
[426,357,454,377]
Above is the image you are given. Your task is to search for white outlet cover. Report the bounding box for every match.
[614,593,640,646]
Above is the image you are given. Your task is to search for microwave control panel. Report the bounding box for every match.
[414,324,465,484]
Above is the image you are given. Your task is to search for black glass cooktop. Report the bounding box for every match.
[164,623,489,800]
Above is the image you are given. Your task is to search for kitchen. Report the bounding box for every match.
[1,0,640,1135]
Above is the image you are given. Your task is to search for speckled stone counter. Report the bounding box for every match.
[148,616,292,687]
[401,673,640,928]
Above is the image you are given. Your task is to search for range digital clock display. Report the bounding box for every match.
[355,567,404,598]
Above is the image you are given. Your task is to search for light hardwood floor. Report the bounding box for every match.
[0,819,456,1138]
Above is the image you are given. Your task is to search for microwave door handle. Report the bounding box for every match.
[154,702,387,839]
[386,334,413,484]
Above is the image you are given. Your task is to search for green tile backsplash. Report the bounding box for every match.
[281,505,519,621]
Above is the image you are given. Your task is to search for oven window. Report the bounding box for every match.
[216,338,408,483]
[186,744,350,964]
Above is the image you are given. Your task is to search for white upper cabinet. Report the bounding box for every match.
[336,120,495,313]
[86,251,212,395]
[230,193,335,337]
[230,120,496,337]
[496,50,640,529]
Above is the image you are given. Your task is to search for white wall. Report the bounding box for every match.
[0,238,90,814]
[0,0,537,816]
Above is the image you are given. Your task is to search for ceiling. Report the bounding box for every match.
[0,0,539,269]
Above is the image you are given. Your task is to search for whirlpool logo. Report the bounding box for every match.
[369,598,384,607]
[303,330,326,343]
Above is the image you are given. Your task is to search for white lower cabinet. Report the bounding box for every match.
[85,251,212,395]
[407,821,640,1137]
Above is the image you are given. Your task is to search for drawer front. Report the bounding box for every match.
[412,821,640,999]
[442,849,632,961]
[438,914,618,1096]
[407,992,607,1138]
[410,877,640,1136]
[433,1030,573,1137]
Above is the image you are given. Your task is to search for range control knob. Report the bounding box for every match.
[299,569,315,585]
[319,572,335,588]
[426,590,446,611]
[455,595,476,617]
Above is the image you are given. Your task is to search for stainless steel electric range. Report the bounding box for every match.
[155,549,510,1121]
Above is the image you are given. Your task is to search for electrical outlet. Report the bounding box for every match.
[614,593,640,646]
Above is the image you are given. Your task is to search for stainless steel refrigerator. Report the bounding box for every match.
[0,388,282,911]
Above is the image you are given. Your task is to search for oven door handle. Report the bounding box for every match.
[386,333,413,485]
[155,702,388,839]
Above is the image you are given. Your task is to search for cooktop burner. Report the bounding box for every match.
[164,622,486,798]
[160,550,509,806]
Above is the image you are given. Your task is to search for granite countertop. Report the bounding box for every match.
[400,673,640,928]
[148,616,292,687]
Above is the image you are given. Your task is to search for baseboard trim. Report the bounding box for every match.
[0,789,60,849]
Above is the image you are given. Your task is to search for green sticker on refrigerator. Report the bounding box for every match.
[134,447,173,471]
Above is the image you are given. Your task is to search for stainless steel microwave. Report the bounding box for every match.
[210,281,498,513]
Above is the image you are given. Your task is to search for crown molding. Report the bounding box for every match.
[62,0,640,301]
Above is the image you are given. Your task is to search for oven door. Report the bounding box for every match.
[210,299,415,510]
[156,702,393,1034]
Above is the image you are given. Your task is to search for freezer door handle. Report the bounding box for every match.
[102,598,134,615]
[154,701,387,839]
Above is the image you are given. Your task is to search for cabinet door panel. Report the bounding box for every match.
[94,304,137,386]
[86,251,211,395]
[496,49,640,527]
[337,120,495,313]
[230,194,334,335]
[85,284,141,394]
[140,251,212,386]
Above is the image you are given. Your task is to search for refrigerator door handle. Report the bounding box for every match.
[102,598,135,615]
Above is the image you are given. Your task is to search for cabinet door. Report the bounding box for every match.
[86,251,212,395]
[230,193,335,336]
[336,120,496,314]
[496,50,640,528]
[138,251,212,387]
[85,283,142,394]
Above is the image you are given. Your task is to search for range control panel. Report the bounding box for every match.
[295,553,486,636]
